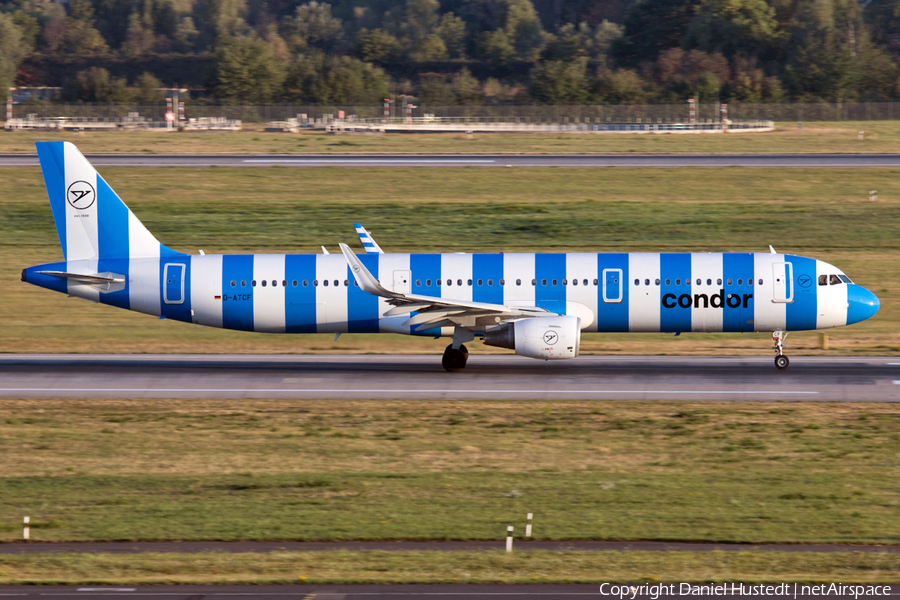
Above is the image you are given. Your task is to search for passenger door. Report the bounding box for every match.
[772,262,793,303]
[163,263,185,305]
[602,268,623,303]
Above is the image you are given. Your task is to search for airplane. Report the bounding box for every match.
[21,142,880,372]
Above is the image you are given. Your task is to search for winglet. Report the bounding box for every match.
[339,243,394,298]
[769,245,777,254]
[354,223,384,254]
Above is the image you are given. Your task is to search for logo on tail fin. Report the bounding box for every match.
[66,180,95,210]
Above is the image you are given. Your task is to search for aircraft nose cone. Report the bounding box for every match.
[847,285,880,324]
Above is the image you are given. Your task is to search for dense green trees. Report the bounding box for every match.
[4,0,900,104]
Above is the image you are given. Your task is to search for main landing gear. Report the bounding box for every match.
[442,344,469,372]
[772,330,790,370]
[443,327,475,372]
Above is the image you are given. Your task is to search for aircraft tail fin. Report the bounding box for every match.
[35,141,180,261]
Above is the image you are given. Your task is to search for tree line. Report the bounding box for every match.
[2,0,900,106]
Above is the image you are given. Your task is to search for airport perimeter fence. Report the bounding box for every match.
[7,102,900,124]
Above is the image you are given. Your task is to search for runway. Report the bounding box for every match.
[0,355,897,401]
[5,153,900,167]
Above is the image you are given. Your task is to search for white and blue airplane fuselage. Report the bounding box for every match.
[22,142,880,371]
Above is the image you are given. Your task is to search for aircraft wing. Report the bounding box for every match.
[354,223,384,254]
[339,243,549,330]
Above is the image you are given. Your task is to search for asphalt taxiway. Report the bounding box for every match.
[5,153,900,167]
[0,355,897,401]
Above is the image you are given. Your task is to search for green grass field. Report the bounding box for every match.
[2,165,898,355]
[0,399,897,545]
[2,550,899,584]
[1,121,899,155]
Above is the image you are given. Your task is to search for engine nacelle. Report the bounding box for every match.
[483,316,581,360]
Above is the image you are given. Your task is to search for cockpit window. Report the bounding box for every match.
[838,275,853,284]
[818,275,828,286]
[829,274,842,285]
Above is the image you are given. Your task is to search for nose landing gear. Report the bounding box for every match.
[772,330,790,370]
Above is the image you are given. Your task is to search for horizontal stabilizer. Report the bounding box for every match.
[36,271,125,285]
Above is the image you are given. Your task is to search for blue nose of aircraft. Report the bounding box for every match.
[847,285,880,324]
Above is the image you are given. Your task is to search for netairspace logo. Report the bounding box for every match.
[599,583,892,599]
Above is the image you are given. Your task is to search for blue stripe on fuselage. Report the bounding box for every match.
[535,254,566,311]
[410,253,442,336]
[659,253,691,333]
[348,253,379,332]
[285,254,316,333]
[722,253,755,332]
[473,253,504,305]
[598,253,629,332]
[221,254,254,331]
[786,255,817,331]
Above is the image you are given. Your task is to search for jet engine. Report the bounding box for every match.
[483,315,581,360]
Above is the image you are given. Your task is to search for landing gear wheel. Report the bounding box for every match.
[459,344,469,358]
[442,344,467,372]
[772,331,790,370]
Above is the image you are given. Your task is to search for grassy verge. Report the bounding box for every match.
[0,399,898,544]
[4,165,899,354]
[0,121,899,154]
[1,550,899,584]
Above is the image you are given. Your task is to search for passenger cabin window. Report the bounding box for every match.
[426,279,432,286]
[292,280,298,287]
[583,279,588,286]
[303,280,308,286]
[635,278,640,286]
[516,279,522,286]
[467,279,472,286]
[552,279,558,286]
[262,280,267,287]
[717,279,722,285]
[241,280,246,287]
[593,279,598,285]
[252,280,257,287]
[706,279,712,285]
[727,279,732,285]
[675,279,680,285]
[655,279,660,286]
[500,279,505,285]
[488,279,494,286]
[230,280,236,287]
[645,279,650,286]
[477,279,483,286]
